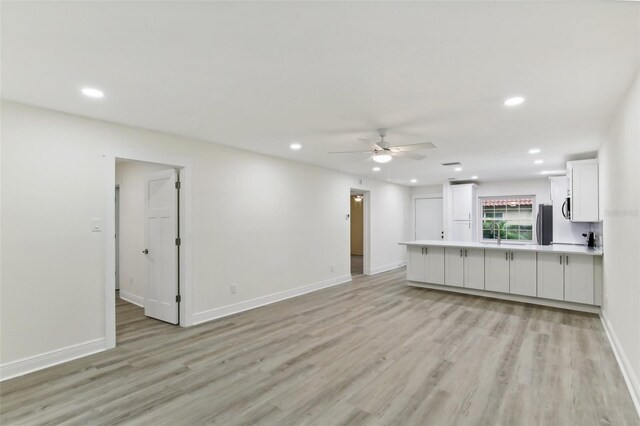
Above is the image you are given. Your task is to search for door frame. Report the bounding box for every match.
[350,189,371,275]
[411,193,444,240]
[103,152,193,350]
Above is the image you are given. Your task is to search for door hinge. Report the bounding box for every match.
[175,181,181,189]
[175,238,181,246]
[176,294,181,303]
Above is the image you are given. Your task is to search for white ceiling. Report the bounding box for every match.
[2,1,638,186]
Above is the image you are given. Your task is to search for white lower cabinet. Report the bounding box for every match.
[536,253,594,304]
[485,250,510,293]
[537,253,565,300]
[407,246,426,282]
[405,245,599,308]
[445,247,485,288]
[407,246,444,285]
[445,247,464,287]
[509,251,537,297]
[484,250,536,296]
[564,254,594,304]
[464,249,485,289]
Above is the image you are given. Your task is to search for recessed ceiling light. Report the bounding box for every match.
[541,170,566,175]
[528,148,541,154]
[372,167,381,172]
[534,159,544,164]
[471,175,478,180]
[454,167,462,172]
[504,96,525,107]
[410,179,417,183]
[289,143,301,151]
[81,87,104,98]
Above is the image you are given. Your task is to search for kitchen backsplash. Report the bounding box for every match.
[591,221,603,249]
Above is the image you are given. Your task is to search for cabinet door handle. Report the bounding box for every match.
[460,249,463,257]
[464,249,468,257]
[505,252,508,261]
[468,213,471,220]
[566,255,569,265]
[560,255,563,264]
[422,247,425,254]
[425,247,428,255]
[511,252,514,261]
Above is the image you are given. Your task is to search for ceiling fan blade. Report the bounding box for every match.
[358,138,383,150]
[390,142,437,151]
[327,150,373,154]
[392,151,426,160]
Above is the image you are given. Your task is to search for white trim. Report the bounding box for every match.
[408,281,601,314]
[600,312,640,418]
[369,261,407,275]
[105,152,195,351]
[120,291,144,307]
[0,338,106,382]
[192,275,352,325]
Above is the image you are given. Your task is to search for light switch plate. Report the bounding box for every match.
[91,218,102,232]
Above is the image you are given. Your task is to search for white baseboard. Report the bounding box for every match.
[368,261,406,275]
[120,290,144,307]
[600,311,640,418]
[192,274,352,325]
[0,338,106,382]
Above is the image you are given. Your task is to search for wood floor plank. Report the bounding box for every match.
[1,268,638,425]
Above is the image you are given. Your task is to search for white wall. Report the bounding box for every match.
[115,160,170,306]
[598,69,640,408]
[0,101,410,369]
[475,178,551,205]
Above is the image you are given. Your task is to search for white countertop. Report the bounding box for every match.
[399,240,603,256]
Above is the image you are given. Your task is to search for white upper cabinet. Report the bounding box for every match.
[568,159,599,222]
[452,220,473,242]
[451,184,476,221]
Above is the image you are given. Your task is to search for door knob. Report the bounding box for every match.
[142,249,148,254]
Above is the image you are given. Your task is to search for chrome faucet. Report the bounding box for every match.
[492,222,501,245]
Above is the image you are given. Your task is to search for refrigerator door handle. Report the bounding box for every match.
[536,211,541,244]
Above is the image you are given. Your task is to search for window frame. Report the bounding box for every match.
[480,195,536,243]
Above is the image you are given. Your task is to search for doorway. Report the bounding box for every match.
[115,159,182,339]
[414,197,444,240]
[350,189,370,276]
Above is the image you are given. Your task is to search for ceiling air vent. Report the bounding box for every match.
[442,162,462,166]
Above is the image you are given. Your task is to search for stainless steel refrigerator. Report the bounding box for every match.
[536,204,553,245]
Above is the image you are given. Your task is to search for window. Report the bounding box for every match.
[481,197,534,241]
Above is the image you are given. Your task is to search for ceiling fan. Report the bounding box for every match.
[328,129,437,163]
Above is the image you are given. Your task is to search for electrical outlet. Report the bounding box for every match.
[230,283,237,294]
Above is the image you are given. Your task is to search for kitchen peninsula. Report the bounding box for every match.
[400,240,603,313]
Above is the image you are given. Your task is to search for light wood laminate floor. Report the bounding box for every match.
[1,268,638,425]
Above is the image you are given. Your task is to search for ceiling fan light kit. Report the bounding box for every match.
[328,128,436,165]
[373,152,393,163]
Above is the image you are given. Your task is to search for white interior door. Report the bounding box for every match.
[144,169,179,324]
[415,197,443,240]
